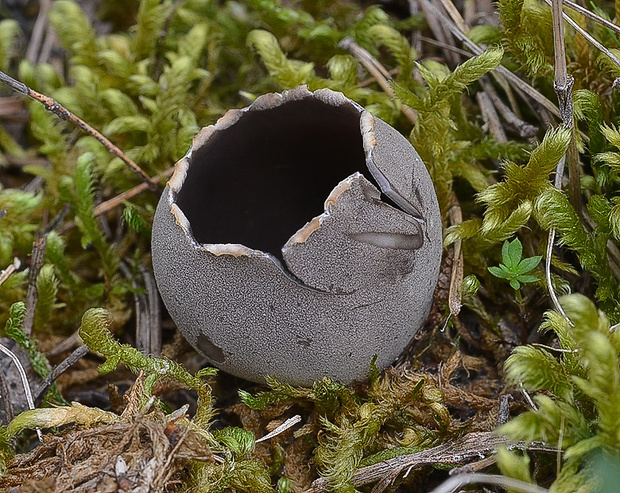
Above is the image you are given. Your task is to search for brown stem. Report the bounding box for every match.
[545,0,580,322]
[448,192,464,317]
[22,236,47,337]
[0,257,21,287]
[34,344,90,403]
[59,167,174,234]
[0,70,157,190]
[417,0,561,117]
[305,432,559,492]
[479,77,538,138]
[339,37,418,125]
[25,0,51,64]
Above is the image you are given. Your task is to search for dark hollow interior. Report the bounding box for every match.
[176,98,366,259]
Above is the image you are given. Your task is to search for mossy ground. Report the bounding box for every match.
[0,0,619,492]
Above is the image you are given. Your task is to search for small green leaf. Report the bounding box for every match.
[488,266,509,279]
[516,274,539,284]
[517,255,542,274]
[501,238,512,265]
[504,238,523,268]
[510,279,521,290]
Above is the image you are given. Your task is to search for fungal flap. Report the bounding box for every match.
[361,112,426,222]
[282,173,423,293]
[169,87,430,292]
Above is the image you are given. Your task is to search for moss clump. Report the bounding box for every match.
[1,0,620,491]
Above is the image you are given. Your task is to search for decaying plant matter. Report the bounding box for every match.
[1,0,620,491]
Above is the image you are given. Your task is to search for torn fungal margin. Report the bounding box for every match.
[168,157,189,194]
[360,111,425,223]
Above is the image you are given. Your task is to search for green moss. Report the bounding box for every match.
[1,0,620,490]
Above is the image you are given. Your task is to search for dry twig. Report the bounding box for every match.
[59,167,174,234]
[306,432,504,492]
[448,193,464,318]
[417,0,460,66]
[23,236,47,337]
[25,0,52,64]
[417,0,560,117]
[544,0,577,321]
[543,0,620,68]
[479,77,538,138]
[34,344,90,403]
[477,91,507,143]
[0,71,156,189]
[0,257,21,287]
[429,472,549,493]
[339,37,418,124]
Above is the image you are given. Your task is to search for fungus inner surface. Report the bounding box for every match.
[176,98,366,259]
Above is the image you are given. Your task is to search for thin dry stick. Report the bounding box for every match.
[550,1,590,211]
[520,383,539,411]
[59,167,175,233]
[96,167,174,215]
[418,0,561,117]
[34,344,89,402]
[477,91,507,142]
[562,0,620,35]
[448,455,498,475]
[45,331,81,358]
[428,473,549,493]
[95,168,174,216]
[418,0,460,66]
[448,193,464,317]
[307,432,505,492]
[339,37,418,124]
[545,0,620,283]
[38,22,56,65]
[0,257,21,287]
[0,71,156,189]
[307,432,559,493]
[140,265,161,357]
[545,0,576,321]
[0,343,42,440]
[418,35,475,58]
[408,0,422,57]
[22,236,47,337]
[435,0,469,33]
[479,77,538,138]
[25,0,51,64]
[543,0,620,68]
[493,72,526,120]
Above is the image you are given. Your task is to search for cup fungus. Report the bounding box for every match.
[151,86,442,386]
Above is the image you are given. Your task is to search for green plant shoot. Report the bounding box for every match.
[488,238,541,290]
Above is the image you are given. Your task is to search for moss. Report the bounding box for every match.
[0,0,620,490]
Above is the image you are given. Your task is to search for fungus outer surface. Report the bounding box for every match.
[151,86,443,385]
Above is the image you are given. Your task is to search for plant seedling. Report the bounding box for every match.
[488,238,541,291]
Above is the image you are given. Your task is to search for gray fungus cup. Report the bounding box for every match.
[151,86,442,386]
